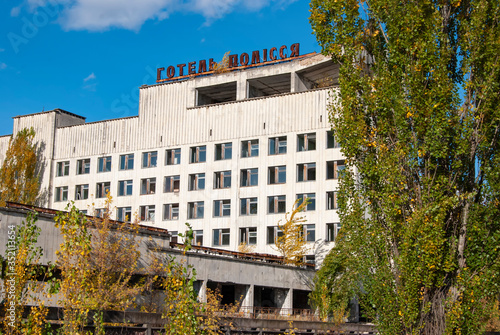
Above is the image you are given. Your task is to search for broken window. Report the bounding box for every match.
[327,191,338,210]
[164,175,180,193]
[326,130,340,149]
[297,133,316,152]
[215,142,232,161]
[241,139,259,158]
[117,207,132,222]
[140,177,156,195]
[96,182,111,198]
[326,223,342,242]
[266,226,284,244]
[56,161,70,177]
[76,158,90,175]
[240,227,257,245]
[268,195,286,214]
[214,171,231,189]
[140,205,155,221]
[194,230,204,246]
[240,168,258,187]
[165,148,181,165]
[75,184,89,200]
[297,163,316,182]
[327,160,346,179]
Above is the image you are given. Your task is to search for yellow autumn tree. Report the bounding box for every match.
[213,51,230,73]
[1,211,52,334]
[0,127,41,206]
[274,199,309,266]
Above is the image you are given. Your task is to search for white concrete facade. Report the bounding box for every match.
[0,53,344,262]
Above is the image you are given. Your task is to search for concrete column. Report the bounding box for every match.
[240,284,254,316]
[237,75,247,100]
[196,280,207,303]
[275,288,293,316]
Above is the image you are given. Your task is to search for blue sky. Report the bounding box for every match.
[0,0,320,136]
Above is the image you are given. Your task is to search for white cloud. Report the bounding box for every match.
[0,63,7,70]
[83,72,96,82]
[10,6,21,17]
[24,0,295,31]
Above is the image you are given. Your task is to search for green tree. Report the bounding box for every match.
[310,0,500,334]
[0,128,41,206]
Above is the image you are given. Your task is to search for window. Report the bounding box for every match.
[189,173,205,191]
[163,203,179,221]
[327,191,338,210]
[55,186,68,202]
[141,177,156,195]
[76,158,90,175]
[296,193,316,211]
[56,161,69,177]
[188,201,204,219]
[304,255,315,265]
[213,228,230,246]
[164,175,180,193]
[214,199,231,217]
[241,139,259,158]
[215,142,232,160]
[190,146,206,163]
[194,230,204,246]
[297,163,316,182]
[214,171,231,189]
[240,227,257,245]
[165,148,181,165]
[240,197,258,216]
[95,208,106,218]
[117,207,132,222]
[303,224,316,242]
[326,223,342,242]
[96,182,111,198]
[75,184,89,200]
[327,130,340,148]
[269,136,287,155]
[98,156,112,172]
[327,160,346,179]
[80,209,88,215]
[142,151,157,168]
[140,205,155,221]
[297,133,316,151]
[268,166,286,184]
[119,154,134,170]
[267,226,283,244]
[118,180,133,196]
[268,195,286,214]
[240,168,258,187]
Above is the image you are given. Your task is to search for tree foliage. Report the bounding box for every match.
[310,0,500,333]
[0,128,41,206]
[274,199,309,266]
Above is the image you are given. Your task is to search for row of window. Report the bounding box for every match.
[60,192,339,222]
[55,131,341,177]
[100,222,342,247]
[59,162,345,201]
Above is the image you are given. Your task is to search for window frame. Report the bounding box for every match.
[118,180,133,196]
[76,158,90,175]
[213,228,230,246]
[165,148,181,165]
[240,168,258,187]
[142,151,158,168]
[239,227,257,245]
[189,145,207,163]
[241,139,259,158]
[327,191,338,210]
[96,181,111,198]
[214,171,231,189]
[164,175,180,193]
[266,226,283,244]
[139,205,155,221]
[119,153,134,170]
[269,136,287,155]
[268,165,286,185]
[56,161,70,177]
[296,193,316,211]
[188,173,206,191]
[240,197,258,216]
[140,177,156,195]
[297,132,317,152]
[75,184,89,200]
[55,186,68,202]
[187,201,204,219]
[213,199,231,217]
[98,156,112,173]
[215,142,232,161]
[268,195,286,214]
[297,162,316,182]
[163,203,180,221]
[117,206,132,222]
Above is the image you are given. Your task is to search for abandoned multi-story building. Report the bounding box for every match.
[0,44,343,262]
